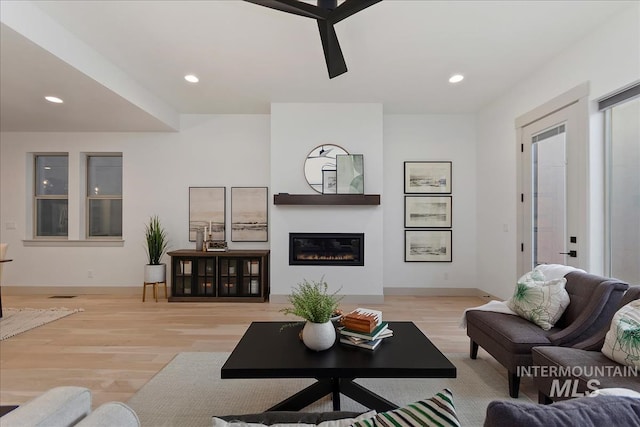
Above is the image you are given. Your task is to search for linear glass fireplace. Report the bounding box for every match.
[289,233,364,266]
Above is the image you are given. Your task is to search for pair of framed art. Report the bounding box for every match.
[188,187,268,243]
[404,161,452,262]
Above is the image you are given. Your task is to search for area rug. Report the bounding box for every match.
[127,352,532,427]
[0,307,84,340]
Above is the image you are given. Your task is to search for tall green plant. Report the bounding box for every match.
[280,277,342,324]
[145,215,168,265]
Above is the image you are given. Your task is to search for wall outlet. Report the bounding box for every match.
[87,270,93,278]
[5,222,16,230]
[444,272,449,280]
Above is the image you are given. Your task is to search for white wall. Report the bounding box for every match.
[1,5,637,297]
[270,103,384,298]
[475,5,640,299]
[1,107,481,297]
[0,114,270,287]
[383,114,477,290]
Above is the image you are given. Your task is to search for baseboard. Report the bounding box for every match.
[271,288,496,303]
[269,294,385,304]
[1,286,141,296]
[2,286,498,300]
[383,287,496,298]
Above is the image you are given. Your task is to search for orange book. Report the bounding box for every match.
[341,308,382,333]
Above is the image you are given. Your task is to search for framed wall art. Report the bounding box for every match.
[336,154,364,194]
[405,230,452,262]
[404,161,452,194]
[405,196,452,228]
[322,170,337,194]
[231,187,268,242]
[189,187,225,241]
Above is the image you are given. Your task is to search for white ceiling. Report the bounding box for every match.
[0,0,636,132]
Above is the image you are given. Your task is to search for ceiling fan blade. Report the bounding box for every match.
[243,0,328,20]
[317,20,347,79]
[330,0,382,24]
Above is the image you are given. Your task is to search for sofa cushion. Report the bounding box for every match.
[602,300,640,368]
[532,346,640,392]
[352,389,460,427]
[212,411,375,426]
[507,270,569,331]
[483,395,640,427]
[466,311,556,353]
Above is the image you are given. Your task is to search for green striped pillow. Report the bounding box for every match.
[351,389,460,427]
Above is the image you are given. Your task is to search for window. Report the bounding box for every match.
[34,155,68,237]
[87,155,122,238]
[601,83,640,284]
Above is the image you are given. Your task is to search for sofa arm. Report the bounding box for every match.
[75,402,140,427]
[0,386,91,427]
[549,281,627,346]
[571,286,640,351]
[570,331,607,351]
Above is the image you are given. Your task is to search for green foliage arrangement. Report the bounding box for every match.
[145,215,168,265]
[281,277,342,324]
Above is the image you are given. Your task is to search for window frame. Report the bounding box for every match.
[600,82,640,278]
[33,153,69,239]
[85,153,123,239]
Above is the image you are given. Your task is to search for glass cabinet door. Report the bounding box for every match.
[219,258,238,296]
[175,259,193,295]
[197,258,216,296]
[242,259,261,296]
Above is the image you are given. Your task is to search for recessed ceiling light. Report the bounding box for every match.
[45,96,64,103]
[184,74,199,83]
[449,74,464,84]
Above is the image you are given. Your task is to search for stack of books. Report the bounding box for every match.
[338,308,393,350]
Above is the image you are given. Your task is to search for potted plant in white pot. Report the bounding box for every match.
[144,215,168,283]
[281,277,342,351]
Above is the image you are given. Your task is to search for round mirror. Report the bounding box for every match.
[304,144,349,193]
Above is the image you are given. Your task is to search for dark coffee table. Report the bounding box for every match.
[221,321,456,411]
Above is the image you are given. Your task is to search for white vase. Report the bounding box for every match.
[144,264,166,283]
[302,321,336,351]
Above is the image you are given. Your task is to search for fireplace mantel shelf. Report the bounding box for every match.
[273,193,380,206]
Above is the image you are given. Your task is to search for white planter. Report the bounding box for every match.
[302,321,336,351]
[144,264,166,283]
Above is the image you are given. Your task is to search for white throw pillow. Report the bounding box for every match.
[507,270,570,331]
[534,264,584,281]
[602,300,640,368]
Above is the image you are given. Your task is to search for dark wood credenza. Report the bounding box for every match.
[167,250,269,302]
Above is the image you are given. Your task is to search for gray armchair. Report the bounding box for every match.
[466,271,629,398]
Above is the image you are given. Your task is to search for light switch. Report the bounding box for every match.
[5,222,16,230]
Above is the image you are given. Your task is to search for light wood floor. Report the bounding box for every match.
[0,293,534,408]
